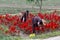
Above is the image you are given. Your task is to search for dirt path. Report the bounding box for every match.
[44,36,60,40]
[20,31,29,39]
[0,4,60,9]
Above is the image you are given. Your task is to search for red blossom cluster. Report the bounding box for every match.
[0,11,60,35]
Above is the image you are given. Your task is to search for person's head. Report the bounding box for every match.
[26,10,29,13]
[25,10,29,17]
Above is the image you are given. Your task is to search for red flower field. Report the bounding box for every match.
[0,10,60,35]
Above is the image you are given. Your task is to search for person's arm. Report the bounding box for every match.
[42,19,46,25]
[37,22,40,25]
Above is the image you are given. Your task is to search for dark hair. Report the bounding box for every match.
[26,10,29,13]
[40,20,43,25]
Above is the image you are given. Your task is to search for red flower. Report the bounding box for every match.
[0,15,2,19]
[0,20,2,24]
[22,22,28,28]
[25,26,33,33]
[45,23,50,29]
[18,22,28,30]
[54,16,59,21]
[26,19,32,24]
[40,27,45,32]
[38,13,44,19]
[49,21,58,30]
[13,21,18,25]
[35,27,40,31]
[29,13,34,19]
[18,24,24,30]
[9,25,16,33]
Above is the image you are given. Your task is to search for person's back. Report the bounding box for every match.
[32,16,43,25]
[32,16,43,33]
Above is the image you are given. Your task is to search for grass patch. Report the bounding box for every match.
[34,30,60,39]
[0,7,54,14]
[0,7,37,14]
[0,35,22,40]
[0,25,22,40]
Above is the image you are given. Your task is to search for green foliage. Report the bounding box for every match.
[27,0,34,2]
[0,35,22,40]
[27,0,40,3]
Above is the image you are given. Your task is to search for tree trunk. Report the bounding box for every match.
[39,0,42,12]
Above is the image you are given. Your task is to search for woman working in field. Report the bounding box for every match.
[29,15,46,37]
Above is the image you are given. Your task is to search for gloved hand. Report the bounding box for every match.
[29,33,35,38]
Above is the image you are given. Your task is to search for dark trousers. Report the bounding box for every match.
[32,23,38,33]
[32,21,43,33]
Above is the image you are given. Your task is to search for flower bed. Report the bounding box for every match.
[0,10,60,35]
